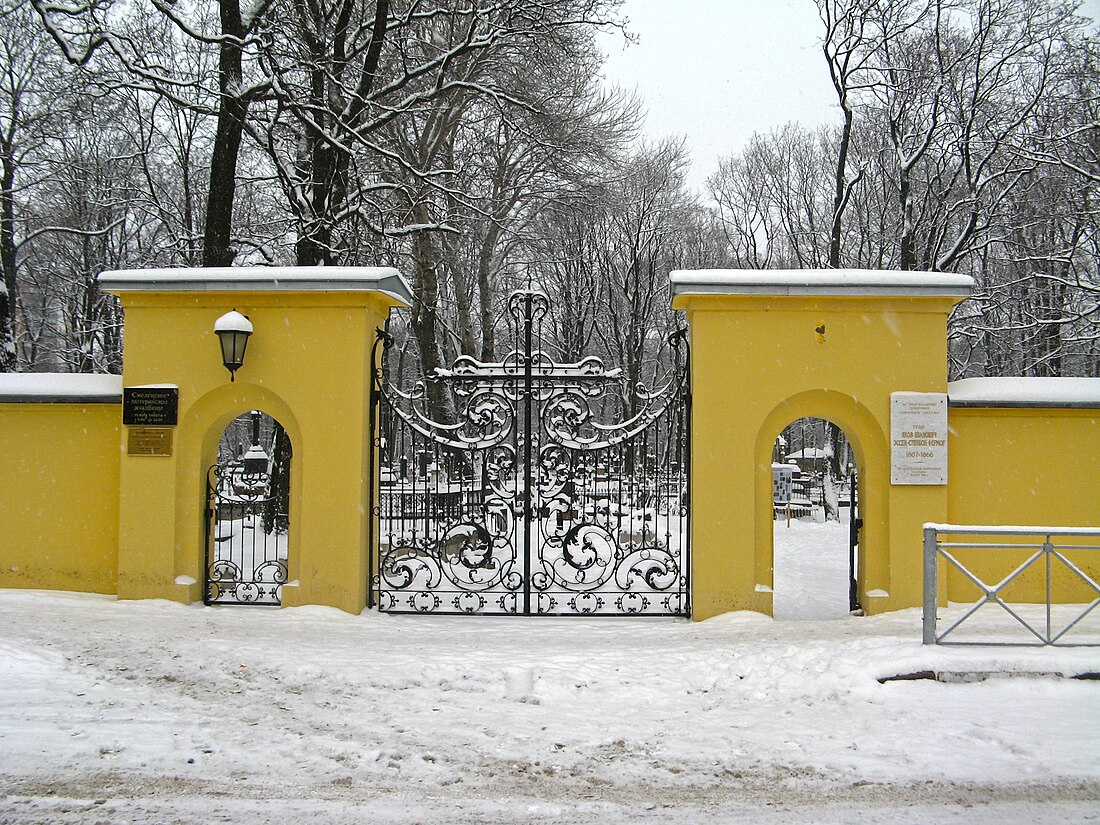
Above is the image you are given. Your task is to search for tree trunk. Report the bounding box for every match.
[0,145,18,371]
[898,170,914,271]
[292,0,389,269]
[441,228,477,357]
[263,421,292,535]
[477,224,502,362]
[828,104,854,269]
[409,213,452,421]
[203,0,248,268]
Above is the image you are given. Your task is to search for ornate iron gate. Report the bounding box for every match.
[370,291,690,616]
[204,462,288,605]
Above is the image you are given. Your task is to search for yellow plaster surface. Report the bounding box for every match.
[7,267,1094,622]
[105,289,401,614]
[0,403,121,593]
[674,292,962,620]
[946,406,1100,601]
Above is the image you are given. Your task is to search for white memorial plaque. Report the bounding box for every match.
[891,392,948,485]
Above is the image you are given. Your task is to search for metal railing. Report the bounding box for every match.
[923,524,1100,646]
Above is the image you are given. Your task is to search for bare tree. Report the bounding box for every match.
[715,0,1098,382]
[33,0,276,267]
[0,0,79,370]
[817,0,885,267]
[18,115,132,372]
[709,124,836,268]
[592,139,694,414]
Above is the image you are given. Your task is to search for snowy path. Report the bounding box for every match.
[1,590,1098,824]
[773,517,853,620]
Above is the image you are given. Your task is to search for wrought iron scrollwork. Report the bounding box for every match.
[373,290,690,616]
[204,463,288,606]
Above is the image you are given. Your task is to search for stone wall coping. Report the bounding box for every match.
[670,269,974,299]
[0,373,123,403]
[99,266,413,306]
[948,377,1100,409]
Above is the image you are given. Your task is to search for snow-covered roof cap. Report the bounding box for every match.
[670,269,974,299]
[948,377,1100,409]
[787,447,830,459]
[214,310,254,334]
[99,266,413,306]
[0,373,123,403]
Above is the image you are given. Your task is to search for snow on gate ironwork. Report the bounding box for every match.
[370,291,690,616]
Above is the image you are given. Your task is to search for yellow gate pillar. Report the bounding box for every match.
[671,270,971,620]
[101,267,411,614]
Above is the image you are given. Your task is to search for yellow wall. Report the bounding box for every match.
[106,287,402,615]
[6,268,1095,620]
[674,291,964,620]
[945,406,1100,601]
[0,403,120,593]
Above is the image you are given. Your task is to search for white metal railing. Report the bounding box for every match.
[923,524,1100,646]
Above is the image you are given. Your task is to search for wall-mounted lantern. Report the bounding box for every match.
[214,310,253,382]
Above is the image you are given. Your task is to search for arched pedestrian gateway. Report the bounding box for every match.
[671,270,971,620]
[204,409,293,605]
[99,267,411,614]
[769,416,861,620]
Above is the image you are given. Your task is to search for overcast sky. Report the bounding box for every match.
[597,0,1100,194]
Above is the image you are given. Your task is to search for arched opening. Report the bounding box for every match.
[204,409,293,605]
[771,416,860,620]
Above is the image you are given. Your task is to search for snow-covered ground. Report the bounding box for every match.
[1,586,1098,824]
[773,515,853,620]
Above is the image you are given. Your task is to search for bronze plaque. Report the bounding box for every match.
[128,427,173,457]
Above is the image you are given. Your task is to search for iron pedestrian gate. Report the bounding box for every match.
[204,463,288,605]
[849,470,862,613]
[370,291,690,616]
